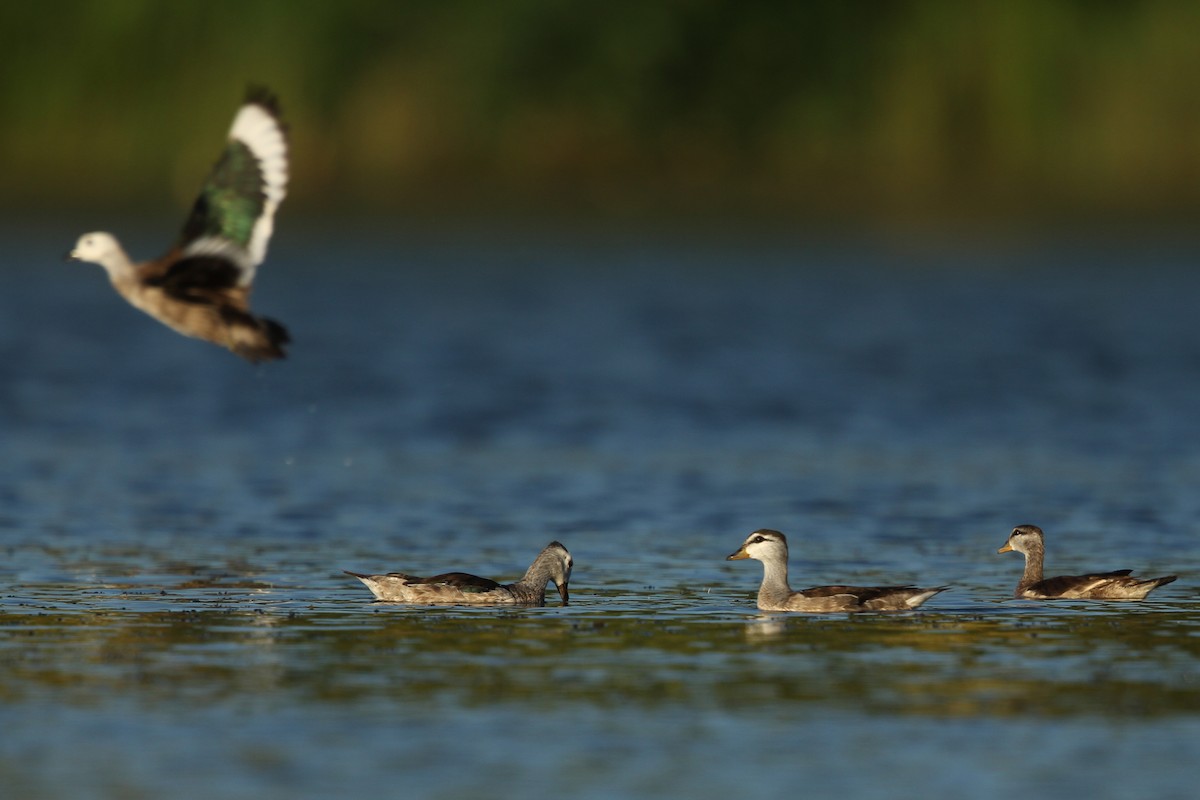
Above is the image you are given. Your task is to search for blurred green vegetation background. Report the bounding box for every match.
[5,0,1200,228]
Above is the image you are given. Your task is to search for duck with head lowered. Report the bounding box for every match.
[998,524,1176,600]
[346,541,573,607]
[727,529,949,613]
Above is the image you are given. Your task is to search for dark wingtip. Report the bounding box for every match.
[243,85,289,140]
[244,84,282,115]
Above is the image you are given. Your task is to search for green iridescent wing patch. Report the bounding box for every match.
[179,139,266,249]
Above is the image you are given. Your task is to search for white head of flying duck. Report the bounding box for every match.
[68,86,290,363]
[998,524,1177,600]
[726,529,950,612]
[345,541,573,606]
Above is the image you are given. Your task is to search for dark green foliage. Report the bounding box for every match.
[5,1,1200,220]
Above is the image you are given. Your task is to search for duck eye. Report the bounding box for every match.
[752,536,765,544]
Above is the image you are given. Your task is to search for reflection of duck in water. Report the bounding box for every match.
[726,529,949,612]
[998,524,1176,600]
[743,615,788,639]
[345,541,572,606]
[68,87,290,363]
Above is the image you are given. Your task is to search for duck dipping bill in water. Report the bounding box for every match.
[68,86,290,363]
[998,524,1177,600]
[345,541,573,606]
[726,529,949,613]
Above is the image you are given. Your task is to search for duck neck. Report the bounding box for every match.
[757,556,793,606]
[1018,541,1045,589]
[510,560,550,602]
[97,244,135,285]
[100,247,143,304]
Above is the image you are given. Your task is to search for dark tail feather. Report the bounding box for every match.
[262,316,291,347]
[232,315,290,363]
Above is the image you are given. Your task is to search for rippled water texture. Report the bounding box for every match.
[2,224,1199,799]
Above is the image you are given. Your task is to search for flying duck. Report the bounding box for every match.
[727,529,949,612]
[346,541,573,606]
[68,86,290,362]
[998,524,1177,600]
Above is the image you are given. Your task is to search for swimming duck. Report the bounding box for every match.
[68,87,290,362]
[345,541,572,606]
[998,524,1176,600]
[726,529,949,612]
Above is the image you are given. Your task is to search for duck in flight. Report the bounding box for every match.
[68,87,290,363]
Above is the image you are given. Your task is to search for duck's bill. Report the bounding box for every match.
[65,249,80,261]
[556,582,569,606]
[997,542,1014,554]
[726,547,749,560]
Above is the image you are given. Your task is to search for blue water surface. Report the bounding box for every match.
[1,220,1198,799]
